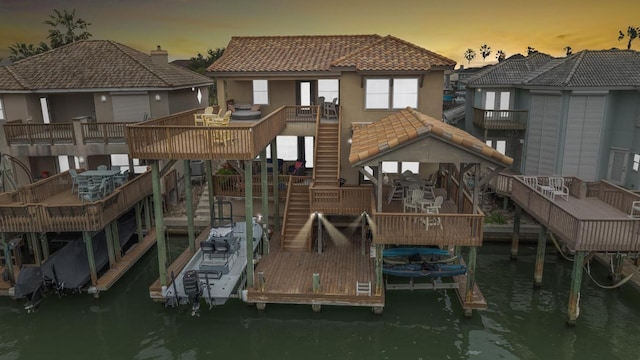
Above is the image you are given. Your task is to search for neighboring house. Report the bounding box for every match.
[0,40,213,185]
[462,49,640,190]
[207,34,456,184]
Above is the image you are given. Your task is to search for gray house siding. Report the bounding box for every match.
[524,94,562,175]
[562,94,605,181]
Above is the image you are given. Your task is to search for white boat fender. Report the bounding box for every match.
[161,285,168,297]
[241,289,248,302]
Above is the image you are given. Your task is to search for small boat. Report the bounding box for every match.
[163,200,263,316]
[383,262,467,278]
[383,247,450,257]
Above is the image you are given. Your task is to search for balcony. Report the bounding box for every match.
[473,107,528,130]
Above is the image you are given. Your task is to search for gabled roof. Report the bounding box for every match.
[349,108,512,166]
[207,35,455,73]
[0,40,213,91]
[463,49,640,88]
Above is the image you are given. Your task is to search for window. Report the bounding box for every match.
[366,79,390,109]
[366,78,418,109]
[253,80,268,105]
[0,97,4,121]
[264,136,315,166]
[633,154,640,172]
[392,79,418,108]
[382,161,419,174]
[318,79,339,104]
[486,140,506,155]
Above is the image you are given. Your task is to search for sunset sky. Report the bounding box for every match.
[0,0,639,68]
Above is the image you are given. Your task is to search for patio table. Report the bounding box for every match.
[78,169,121,196]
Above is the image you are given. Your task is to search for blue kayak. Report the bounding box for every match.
[383,262,467,278]
[383,247,450,257]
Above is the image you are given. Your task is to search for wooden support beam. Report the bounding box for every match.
[359,167,377,186]
[135,202,144,243]
[464,246,477,317]
[39,232,49,260]
[377,162,383,213]
[83,231,98,286]
[361,215,366,256]
[375,244,383,295]
[270,139,280,231]
[111,221,122,262]
[534,226,547,287]
[152,161,167,286]
[206,160,215,214]
[0,233,14,283]
[612,254,624,282]
[260,149,269,256]
[28,233,41,266]
[244,160,254,289]
[317,214,323,254]
[511,205,521,260]
[457,163,465,213]
[160,160,176,177]
[105,221,116,268]
[184,160,195,252]
[567,250,585,326]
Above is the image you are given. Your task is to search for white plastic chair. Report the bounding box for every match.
[549,177,569,201]
[403,189,424,213]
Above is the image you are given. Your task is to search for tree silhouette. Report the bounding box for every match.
[479,44,492,61]
[464,48,476,64]
[496,50,506,62]
[564,46,573,56]
[189,48,225,104]
[7,8,92,62]
[44,9,92,48]
[618,26,639,49]
[526,46,537,55]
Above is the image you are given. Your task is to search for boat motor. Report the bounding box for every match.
[182,270,201,316]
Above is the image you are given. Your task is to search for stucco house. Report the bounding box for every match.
[207,34,456,184]
[462,49,640,190]
[0,40,213,185]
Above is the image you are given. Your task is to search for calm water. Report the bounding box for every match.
[1,240,639,360]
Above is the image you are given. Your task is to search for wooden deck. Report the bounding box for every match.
[96,229,157,291]
[247,231,384,308]
[511,178,640,252]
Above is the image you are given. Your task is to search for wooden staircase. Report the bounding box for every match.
[280,122,340,252]
[281,181,312,252]
[313,122,340,186]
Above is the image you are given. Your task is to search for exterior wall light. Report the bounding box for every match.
[100,95,107,102]
[155,94,161,102]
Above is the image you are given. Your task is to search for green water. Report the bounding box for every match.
[1,241,639,360]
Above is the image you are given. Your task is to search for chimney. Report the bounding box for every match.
[151,45,168,64]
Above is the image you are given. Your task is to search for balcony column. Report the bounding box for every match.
[270,139,280,231]
[457,163,465,213]
[533,225,547,287]
[260,149,269,255]
[152,161,167,286]
[317,213,323,254]
[244,160,255,289]
[83,231,98,286]
[71,116,85,146]
[567,251,586,326]
[511,205,521,260]
[184,160,195,252]
[377,162,383,213]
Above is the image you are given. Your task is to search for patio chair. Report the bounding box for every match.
[423,205,442,230]
[80,181,101,203]
[324,98,338,119]
[97,165,108,171]
[114,170,129,187]
[522,176,538,189]
[403,189,424,213]
[69,169,79,194]
[548,177,569,201]
[387,179,403,203]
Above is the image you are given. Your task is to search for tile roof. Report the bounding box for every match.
[348,108,512,166]
[0,40,213,91]
[526,49,640,87]
[0,66,27,91]
[208,35,455,73]
[463,49,640,88]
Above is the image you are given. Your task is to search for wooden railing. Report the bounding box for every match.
[510,177,640,252]
[125,106,288,160]
[587,181,640,214]
[371,212,485,247]
[212,175,288,198]
[0,169,173,233]
[309,185,371,215]
[284,105,320,123]
[4,123,75,145]
[81,122,128,143]
[472,107,528,130]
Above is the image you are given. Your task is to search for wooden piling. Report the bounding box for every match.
[83,231,98,286]
[511,205,521,260]
[533,226,547,287]
[184,160,195,252]
[270,139,280,231]
[152,161,167,286]
[464,246,477,317]
[244,160,254,289]
[567,250,585,326]
[105,220,116,268]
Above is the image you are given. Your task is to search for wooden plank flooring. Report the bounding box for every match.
[96,229,157,291]
[247,231,384,307]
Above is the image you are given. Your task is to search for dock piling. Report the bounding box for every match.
[533,226,547,287]
[567,250,585,326]
[511,205,521,260]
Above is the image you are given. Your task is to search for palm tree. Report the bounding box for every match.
[8,42,49,62]
[527,46,537,55]
[464,48,476,64]
[618,26,639,49]
[495,50,506,62]
[479,44,492,61]
[564,46,573,56]
[44,9,92,48]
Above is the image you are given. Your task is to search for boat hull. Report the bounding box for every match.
[383,263,466,278]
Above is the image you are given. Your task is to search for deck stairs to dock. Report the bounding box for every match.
[313,122,340,187]
[281,183,312,252]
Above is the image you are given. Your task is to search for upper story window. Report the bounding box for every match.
[253,80,269,105]
[0,97,5,121]
[365,78,418,109]
[633,154,640,172]
[318,79,339,104]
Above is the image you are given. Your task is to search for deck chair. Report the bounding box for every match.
[324,98,338,119]
[194,107,216,126]
[80,181,101,203]
[403,189,424,213]
[423,205,442,230]
[69,169,79,194]
[549,177,569,201]
[630,201,640,218]
[387,179,403,203]
[212,111,233,145]
[114,170,129,187]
